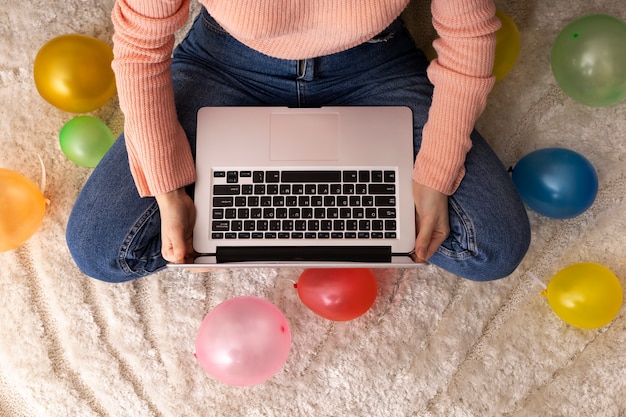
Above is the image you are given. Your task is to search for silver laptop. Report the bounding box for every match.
[176,106,419,268]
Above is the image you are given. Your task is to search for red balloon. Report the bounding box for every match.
[295,268,378,321]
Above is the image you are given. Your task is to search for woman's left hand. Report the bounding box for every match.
[412,181,450,262]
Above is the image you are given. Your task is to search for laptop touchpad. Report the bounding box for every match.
[270,113,340,161]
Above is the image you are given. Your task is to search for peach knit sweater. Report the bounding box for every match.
[111,0,499,197]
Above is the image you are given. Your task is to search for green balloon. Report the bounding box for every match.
[59,116,116,167]
[551,14,626,107]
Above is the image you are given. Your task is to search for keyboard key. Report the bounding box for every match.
[212,208,224,219]
[263,208,275,218]
[227,171,238,183]
[384,170,395,182]
[378,208,396,218]
[369,184,395,194]
[266,171,280,182]
[359,170,370,182]
[343,171,357,182]
[270,220,281,231]
[375,196,396,206]
[213,197,234,207]
[237,208,249,218]
[212,221,229,231]
[276,208,288,218]
[214,185,240,195]
[253,171,264,183]
[289,208,301,218]
[282,170,341,183]
[308,220,319,231]
[372,171,383,182]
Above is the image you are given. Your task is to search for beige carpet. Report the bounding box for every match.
[1,0,625,416]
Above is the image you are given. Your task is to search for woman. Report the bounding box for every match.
[66,0,530,282]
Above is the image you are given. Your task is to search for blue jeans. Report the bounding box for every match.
[66,9,530,283]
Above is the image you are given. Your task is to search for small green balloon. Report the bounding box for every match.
[59,116,115,167]
[551,14,626,107]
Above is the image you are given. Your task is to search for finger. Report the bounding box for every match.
[414,218,435,262]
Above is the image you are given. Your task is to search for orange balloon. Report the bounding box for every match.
[0,169,47,252]
[34,34,116,113]
[296,268,378,321]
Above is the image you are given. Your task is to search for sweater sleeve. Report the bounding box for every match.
[111,0,195,197]
[412,0,500,195]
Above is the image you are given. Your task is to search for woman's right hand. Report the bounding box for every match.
[155,188,196,264]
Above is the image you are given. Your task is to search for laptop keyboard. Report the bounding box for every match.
[210,168,399,241]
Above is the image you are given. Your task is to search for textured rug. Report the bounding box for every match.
[1,0,625,416]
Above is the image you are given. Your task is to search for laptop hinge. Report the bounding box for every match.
[215,246,392,264]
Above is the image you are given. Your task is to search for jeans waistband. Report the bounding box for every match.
[201,8,405,49]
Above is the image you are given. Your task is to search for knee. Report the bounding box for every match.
[431,219,531,282]
[66,210,135,284]
[461,222,531,282]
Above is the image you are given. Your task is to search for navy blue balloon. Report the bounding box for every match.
[512,148,598,219]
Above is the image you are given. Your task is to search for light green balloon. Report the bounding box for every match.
[551,14,626,107]
[59,116,116,167]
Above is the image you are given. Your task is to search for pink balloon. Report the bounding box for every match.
[195,296,291,386]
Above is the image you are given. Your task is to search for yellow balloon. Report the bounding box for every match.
[494,10,521,82]
[547,262,623,329]
[34,34,116,114]
[0,169,47,252]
